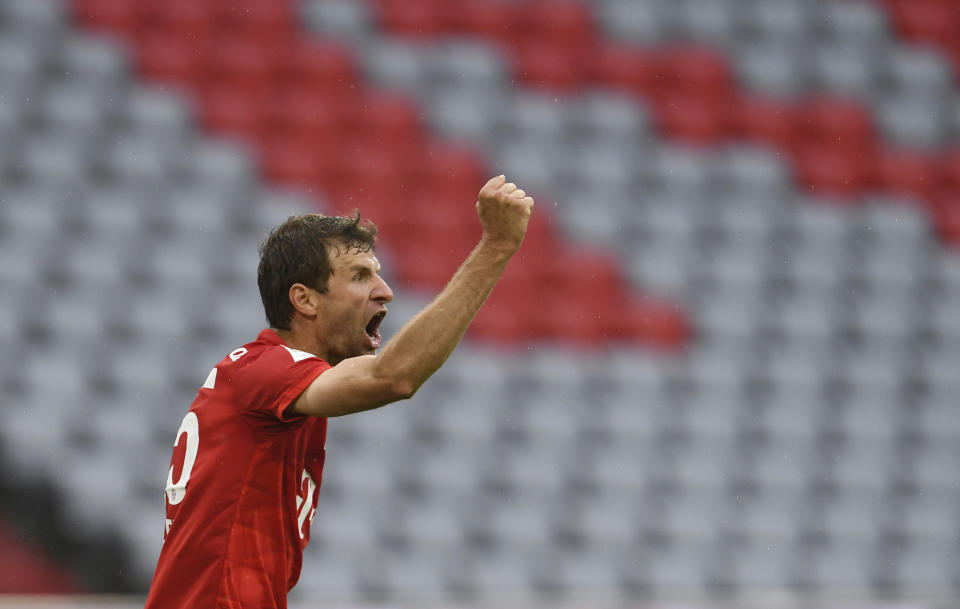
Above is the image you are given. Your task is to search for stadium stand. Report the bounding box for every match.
[0,0,958,604]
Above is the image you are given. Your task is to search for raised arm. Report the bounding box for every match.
[291,176,534,417]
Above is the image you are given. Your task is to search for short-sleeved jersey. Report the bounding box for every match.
[145,329,331,609]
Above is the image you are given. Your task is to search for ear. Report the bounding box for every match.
[288,283,319,319]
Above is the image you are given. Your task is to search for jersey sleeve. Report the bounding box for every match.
[231,345,331,422]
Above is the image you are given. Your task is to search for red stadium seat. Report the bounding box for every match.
[528,250,625,344]
[201,33,291,86]
[512,39,587,91]
[198,81,271,143]
[588,44,663,98]
[391,236,465,288]
[794,144,870,200]
[873,149,940,206]
[519,0,594,50]
[413,142,489,196]
[453,1,516,48]
[373,0,450,38]
[263,87,354,143]
[798,98,875,154]
[215,0,295,39]
[470,291,529,343]
[340,143,413,191]
[621,298,689,350]
[942,149,960,193]
[887,0,958,48]
[281,40,359,91]
[734,98,800,152]
[933,193,960,247]
[657,92,732,144]
[351,91,424,144]
[71,0,139,35]
[662,47,734,99]
[534,292,606,344]
[517,208,562,260]
[326,179,406,218]
[140,0,215,38]
[259,134,327,190]
[136,32,204,87]
[535,249,620,295]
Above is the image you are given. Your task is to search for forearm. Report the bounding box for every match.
[371,239,514,395]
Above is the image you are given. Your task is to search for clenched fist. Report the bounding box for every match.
[476,175,535,253]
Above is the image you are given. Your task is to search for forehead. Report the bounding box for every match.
[330,245,380,271]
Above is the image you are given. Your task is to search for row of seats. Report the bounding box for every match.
[330,0,960,246]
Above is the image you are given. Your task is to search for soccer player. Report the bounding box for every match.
[144,176,534,608]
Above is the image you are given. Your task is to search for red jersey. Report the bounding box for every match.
[145,329,331,609]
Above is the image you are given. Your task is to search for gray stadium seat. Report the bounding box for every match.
[674,0,736,46]
[809,41,878,98]
[797,542,875,595]
[53,33,127,86]
[391,497,470,552]
[881,46,954,97]
[740,0,813,43]
[426,89,499,143]
[310,491,387,558]
[742,438,814,494]
[19,131,90,183]
[569,92,651,143]
[100,131,178,184]
[815,1,888,46]
[876,91,949,150]
[426,41,508,93]
[806,492,889,545]
[643,543,712,596]
[115,85,194,136]
[464,548,537,601]
[895,494,960,544]
[548,548,625,598]
[597,0,672,44]
[824,440,902,494]
[734,40,809,96]
[300,0,374,43]
[363,40,429,95]
[722,542,794,590]
[882,542,958,594]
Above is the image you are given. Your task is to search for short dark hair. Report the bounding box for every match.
[257,211,378,330]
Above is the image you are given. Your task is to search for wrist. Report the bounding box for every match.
[478,235,520,258]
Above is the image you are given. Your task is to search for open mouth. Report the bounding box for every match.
[365,311,386,348]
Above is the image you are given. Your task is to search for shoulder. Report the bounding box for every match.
[224,329,330,381]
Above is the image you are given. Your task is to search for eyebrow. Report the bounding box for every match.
[348,261,381,274]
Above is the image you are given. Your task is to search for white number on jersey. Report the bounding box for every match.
[165,412,199,506]
[296,470,318,540]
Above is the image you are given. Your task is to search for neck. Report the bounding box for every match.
[273,327,334,364]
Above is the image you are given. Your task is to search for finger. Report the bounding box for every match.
[512,189,526,199]
[483,175,506,191]
[521,196,535,208]
[501,182,517,194]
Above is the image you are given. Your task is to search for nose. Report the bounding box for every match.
[372,274,394,303]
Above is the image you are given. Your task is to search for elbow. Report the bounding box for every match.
[389,378,420,402]
[390,378,418,401]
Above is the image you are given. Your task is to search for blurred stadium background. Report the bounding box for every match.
[0,0,959,607]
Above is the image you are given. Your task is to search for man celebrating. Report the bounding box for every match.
[145,176,534,608]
